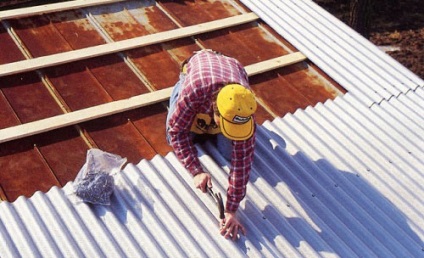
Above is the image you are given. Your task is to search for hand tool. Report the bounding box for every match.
[207,187,225,220]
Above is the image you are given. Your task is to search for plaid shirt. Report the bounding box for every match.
[168,50,255,213]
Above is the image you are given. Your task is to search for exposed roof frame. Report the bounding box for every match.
[0,12,259,77]
[0,52,306,143]
[0,0,126,20]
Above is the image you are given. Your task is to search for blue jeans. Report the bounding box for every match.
[166,73,186,144]
[166,73,232,160]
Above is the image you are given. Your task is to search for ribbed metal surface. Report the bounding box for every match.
[240,0,424,106]
[1,88,423,257]
[1,0,423,257]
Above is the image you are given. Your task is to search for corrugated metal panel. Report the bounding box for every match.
[267,93,424,256]
[1,0,423,257]
[240,0,424,106]
[1,87,423,257]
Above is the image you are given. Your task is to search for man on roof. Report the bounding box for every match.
[166,49,257,240]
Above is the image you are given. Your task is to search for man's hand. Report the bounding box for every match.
[220,211,246,241]
[193,172,212,192]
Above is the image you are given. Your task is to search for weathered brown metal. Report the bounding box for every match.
[0,26,25,64]
[35,127,89,185]
[127,103,173,157]
[0,136,61,201]
[250,70,312,116]
[81,112,158,164]
[43,60,114,111]
[0,72,63,123]
[0,27,23,128]
[159,0,240,25]
[0,90,20,129]
[48,10,107,49]
[8,15,73,57]
[86,54,151,100]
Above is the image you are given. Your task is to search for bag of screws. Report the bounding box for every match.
[73,148,127,205]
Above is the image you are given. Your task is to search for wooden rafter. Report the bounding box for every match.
[0,12,259,77]
[245,52,307,76]
[0,52,307,144]
[0,87,173,144]
[0,0,126,20]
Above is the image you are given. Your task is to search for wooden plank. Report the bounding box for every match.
[0,52,306,144]
[0,87,173,143]
[245,52,307,76]
[0,12,259,77]
[0,0,126,20]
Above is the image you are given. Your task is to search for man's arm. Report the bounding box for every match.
[219,129,255,240]
[168,87,207,177]
[168,91,213,192]
[226,130,256,213]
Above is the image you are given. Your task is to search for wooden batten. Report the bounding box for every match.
[0,4,306,144]
[0,52,306,144]
[245,52,307,76]
[0,0,126,20]
[0,13,259,77]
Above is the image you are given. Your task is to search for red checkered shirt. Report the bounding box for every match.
[168,50,256,213]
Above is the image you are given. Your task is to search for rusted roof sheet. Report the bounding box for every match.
[0,0,342,201]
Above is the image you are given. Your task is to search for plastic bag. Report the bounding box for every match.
[73,148,127,205]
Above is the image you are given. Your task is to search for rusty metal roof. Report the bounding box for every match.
[0,0,343,201]
[0,0,423,257]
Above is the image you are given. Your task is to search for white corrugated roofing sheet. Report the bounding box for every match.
[1,0,424,257]
[240,0,423,106]
[1,89,423,257]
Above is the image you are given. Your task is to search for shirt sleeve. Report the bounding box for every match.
[226,125,256,213]
[168,87,206,177]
